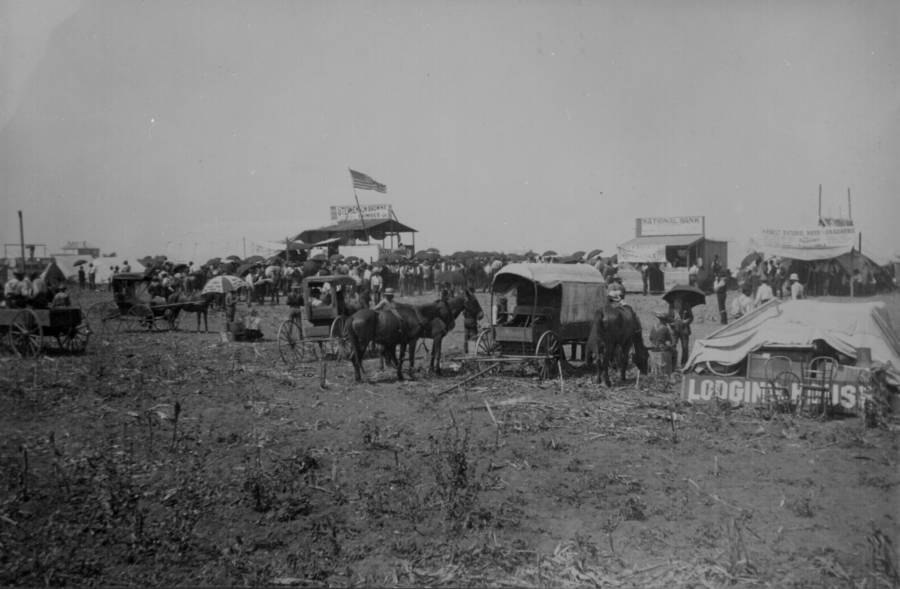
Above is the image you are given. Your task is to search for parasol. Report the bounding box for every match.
[542,250,558,257]
[201,275,249,294]
[662,284,707,308]
[73,259,89,266]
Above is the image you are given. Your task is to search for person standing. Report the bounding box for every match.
[754,275,775,307]
[640,263,649,295]
[669,297,694,367]
[789,273,805,300]
[78,266,86,291]
[88,263,97,290]
[714,271,728,324]
[649,311,676,371]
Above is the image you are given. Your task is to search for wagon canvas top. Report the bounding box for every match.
[492,263,606,291]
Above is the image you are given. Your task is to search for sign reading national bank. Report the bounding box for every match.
[636,216,705,237]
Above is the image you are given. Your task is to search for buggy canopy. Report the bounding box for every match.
[685,299,900,386]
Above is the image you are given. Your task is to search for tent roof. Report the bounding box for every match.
[493,262,606,290]
[293,219,417,244]
[685,299,900,386]
[619,234,704,248]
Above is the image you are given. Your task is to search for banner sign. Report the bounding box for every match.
[330,204,393,222]
[681,374,871,412]
[618,242,667,263]
[755,226,857,251]
[637,216,704,237]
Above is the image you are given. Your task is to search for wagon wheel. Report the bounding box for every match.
[328,316,351,361]
[57,313,91,353]
[128,304,157,331]
[474,328,499,357]
[8,309,43,357]
[87,301,121,335]
[277,319,317,364]
[535,330,563,381]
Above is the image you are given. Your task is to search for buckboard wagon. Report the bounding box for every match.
[277,275,359,364]
[87,272,182,334]
[0,305,90,357]
[472,263,607,379]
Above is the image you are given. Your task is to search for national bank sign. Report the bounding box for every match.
[636,216,705,237]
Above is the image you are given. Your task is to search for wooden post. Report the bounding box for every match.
[18,210,26,272]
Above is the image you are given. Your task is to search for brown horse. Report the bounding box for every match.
[167,292,215,332]
[345,289,482,381]
[586,303,649,386]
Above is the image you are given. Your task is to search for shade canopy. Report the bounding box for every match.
[294,218,417,244]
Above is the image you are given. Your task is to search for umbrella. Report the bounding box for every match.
[542,250,558,257]
[586,249,604,259]
[201,275,249,294]
[73,259,89,266]
[662,284,707,308]
[571,250,586,260]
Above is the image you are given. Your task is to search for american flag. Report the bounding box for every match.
[349,168,387,193]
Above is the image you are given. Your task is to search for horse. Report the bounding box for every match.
[586,303,649,386]
[166,291,215,332]
[345,289,483,381]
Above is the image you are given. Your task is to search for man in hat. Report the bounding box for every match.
[668,296,694,367]
[754,274,774,308]
[789,273,805,300]
[713,270,728,324]
[372,287,405,336]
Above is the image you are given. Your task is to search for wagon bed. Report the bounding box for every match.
[0,306,90,356]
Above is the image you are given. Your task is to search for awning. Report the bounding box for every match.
[294,218,417,244]
[617,234,703,263]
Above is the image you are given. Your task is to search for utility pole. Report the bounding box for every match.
[18,211,26,272]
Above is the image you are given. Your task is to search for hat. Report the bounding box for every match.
[655,311,670,320]
[608,292,622,302]
[789,273,799,281]
[383,287,395,296]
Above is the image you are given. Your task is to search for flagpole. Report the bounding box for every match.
[353,188,370,244]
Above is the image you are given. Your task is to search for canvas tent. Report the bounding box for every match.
[685,299,900,387]
[52,254,93,279]
[40,260,68,290]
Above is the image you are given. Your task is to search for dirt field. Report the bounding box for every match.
[2,288,899,587]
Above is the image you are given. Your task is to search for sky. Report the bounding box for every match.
[1,0,898,268]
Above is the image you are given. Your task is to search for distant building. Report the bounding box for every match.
[60,241,101,257]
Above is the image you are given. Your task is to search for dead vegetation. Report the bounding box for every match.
[1,294,899,587]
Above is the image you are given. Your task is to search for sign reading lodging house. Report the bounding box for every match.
[330,204,393,222]
[681,374,871,412]
[636,216,705,237]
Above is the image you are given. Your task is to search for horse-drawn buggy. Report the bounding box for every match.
[0,305,90,357]
[472,263,608,379]
[87,272,181,334]
[277,274,359,364]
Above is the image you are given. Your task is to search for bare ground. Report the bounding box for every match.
[1,289,898,587]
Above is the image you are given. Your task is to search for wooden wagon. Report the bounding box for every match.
[277,274,359,364]
[0,305,90,357]
[473,263,607,379]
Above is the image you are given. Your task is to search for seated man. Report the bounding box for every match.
[51,285,72,308]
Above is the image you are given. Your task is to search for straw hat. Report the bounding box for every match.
[383,287,395,296]
[789,273,799,281]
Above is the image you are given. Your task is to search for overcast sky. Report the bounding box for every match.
[1,0,898,267]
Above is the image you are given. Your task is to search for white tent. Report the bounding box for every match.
[52,254,93,279]
[93,256,146,284]
[685,299,900,386]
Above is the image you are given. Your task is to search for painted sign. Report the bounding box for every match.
[681,374,871,411]
[637,216,705,237]
[330,204,393,222]
[755,226,857,251]
[618,242,668,263]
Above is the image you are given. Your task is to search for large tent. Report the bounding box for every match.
[685,299,900,386]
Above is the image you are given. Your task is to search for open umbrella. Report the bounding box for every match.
[73,259,89,266]
[662,284,707,308]
[201,275,249,294]
[542,250,558,257]
[571,250,586,260]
